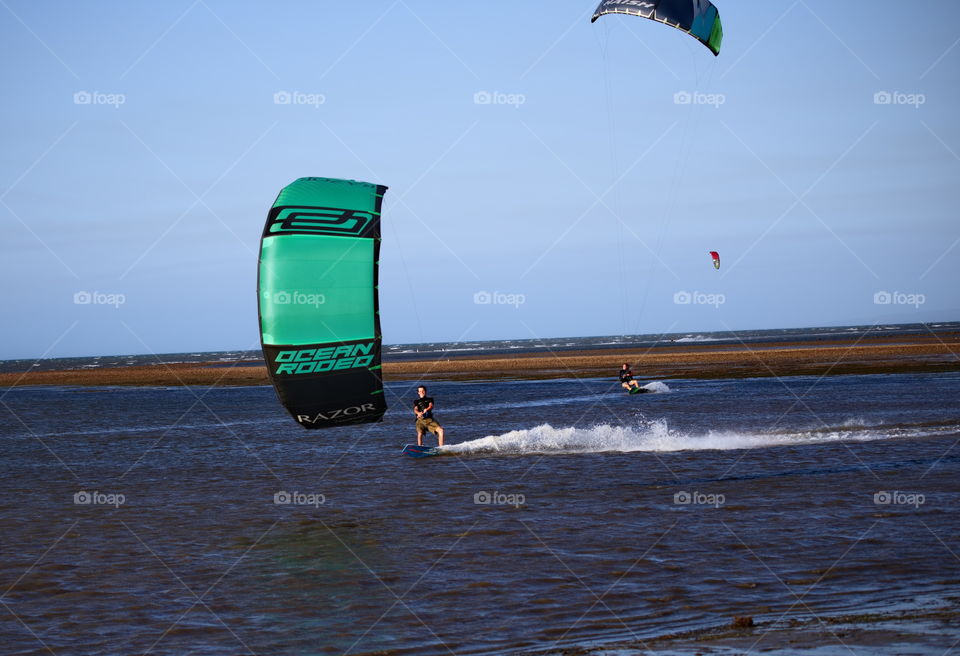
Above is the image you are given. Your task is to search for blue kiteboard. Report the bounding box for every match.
[401,444,441,458]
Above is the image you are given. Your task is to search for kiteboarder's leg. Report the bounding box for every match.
[419,418,444,446]
[416,419,425,446]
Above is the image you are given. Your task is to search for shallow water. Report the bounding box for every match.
[3,321,956,373]
[1,372,959,654]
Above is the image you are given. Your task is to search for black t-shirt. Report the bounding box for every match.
[619,368,634,382]
[414,396,434,419]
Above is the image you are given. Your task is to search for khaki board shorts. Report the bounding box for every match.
[416,418,441,434]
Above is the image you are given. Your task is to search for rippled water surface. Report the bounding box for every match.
[2,372,959,654]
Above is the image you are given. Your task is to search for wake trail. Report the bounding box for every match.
[441,419,960,456]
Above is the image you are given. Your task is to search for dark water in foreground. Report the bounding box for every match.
[2,372,959,655]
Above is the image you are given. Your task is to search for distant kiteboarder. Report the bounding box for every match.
[413,385,445,446]
[619,363,644,394]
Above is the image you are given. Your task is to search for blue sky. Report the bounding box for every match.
[1,1,958,359]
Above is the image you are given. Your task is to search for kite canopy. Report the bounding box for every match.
[258,177,388,429]
[591,0,723,56]
[710,251,720,269]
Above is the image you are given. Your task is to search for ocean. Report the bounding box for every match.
[2,321,957,374]
[2,360,959,653]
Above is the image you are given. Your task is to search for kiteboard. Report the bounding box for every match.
[401,444,441,458]
[629,387,651,395]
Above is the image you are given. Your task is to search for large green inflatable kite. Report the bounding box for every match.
[258,177,388,429]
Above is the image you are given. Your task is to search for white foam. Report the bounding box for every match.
[642,381,671,393]
[443,421,766,455]
[673,335,720,343]
[441,420,953,456]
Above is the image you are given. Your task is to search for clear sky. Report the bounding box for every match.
[1,1,958,359]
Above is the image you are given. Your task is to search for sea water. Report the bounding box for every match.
[3,321,957,373]
[1,371,958,654]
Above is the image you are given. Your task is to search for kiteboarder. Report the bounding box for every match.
[619,363,642,393]
[414,385,445,446]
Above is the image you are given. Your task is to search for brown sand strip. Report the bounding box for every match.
[1,334,957,387]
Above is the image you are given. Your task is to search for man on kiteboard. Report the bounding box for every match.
[619,363,642,393]
[414,385,445,446]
